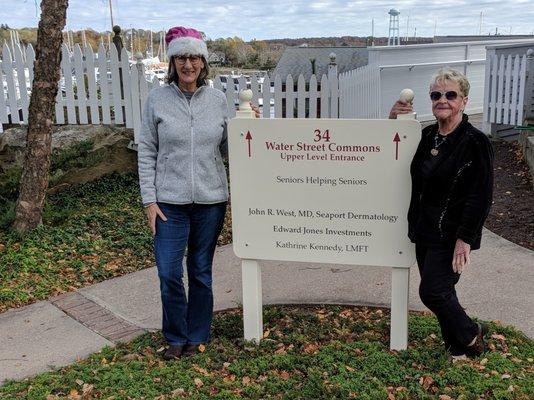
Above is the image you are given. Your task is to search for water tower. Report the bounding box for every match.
[388,9,400,46]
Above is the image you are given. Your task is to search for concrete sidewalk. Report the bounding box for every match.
[1,228,532,385]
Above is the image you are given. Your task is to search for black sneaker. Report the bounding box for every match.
[163,345,183,360]
[466,323,489,357]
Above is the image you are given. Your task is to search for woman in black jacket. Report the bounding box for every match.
[390,68,493,360]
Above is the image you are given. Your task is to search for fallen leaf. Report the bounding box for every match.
[345,365,355,372]
[480,358,488,365]
[198,344,206,353]
[303,343,319,354]
[82,384,94,398]
[68,389,79,399]
[170,388,185,397]
[75,379,84,386]
[263,329,270,338]
[193,365,209,376]
[501,374,511,379]
[280,370,290,380]
[103,259,121,271]
[491,334,506,341]
[121,353,140,361]
[439,396,452,400]
[223,374,236,383]
[194,378,203,388]
[419,375,434,390]
[209,387,219,396]
[242,376,251,385]
[156,346,166,353]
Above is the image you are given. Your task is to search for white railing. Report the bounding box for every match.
[338,58,487,121]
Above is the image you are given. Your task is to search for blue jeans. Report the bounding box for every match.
[154,202,226,346]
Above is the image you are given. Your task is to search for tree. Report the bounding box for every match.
[12,0,69,233]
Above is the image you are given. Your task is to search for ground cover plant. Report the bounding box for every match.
[0,172,153,312]
[0,305,532,399]
[0,171,232,312]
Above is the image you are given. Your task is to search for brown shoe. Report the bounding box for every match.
[182,344,200,357]
[466,323,488,357]
[163,345,183,360]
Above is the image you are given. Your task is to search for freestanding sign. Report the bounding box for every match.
[228,118,421,350]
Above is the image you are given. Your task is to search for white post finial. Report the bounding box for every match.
[397,88,417,120]
[236,89,255,118]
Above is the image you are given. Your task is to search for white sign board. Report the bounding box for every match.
[228,119,421,268]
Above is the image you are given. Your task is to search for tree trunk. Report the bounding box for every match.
[12,0,69,233]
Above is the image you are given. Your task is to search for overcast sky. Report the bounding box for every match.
[1,0,533,40]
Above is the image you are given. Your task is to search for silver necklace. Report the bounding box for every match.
[431,133,447,156]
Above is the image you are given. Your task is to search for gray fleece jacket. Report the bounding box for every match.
[138,83,229,206]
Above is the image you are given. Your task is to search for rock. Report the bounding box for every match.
[0,125,137,193]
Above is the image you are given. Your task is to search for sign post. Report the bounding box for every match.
[228,115,420,350]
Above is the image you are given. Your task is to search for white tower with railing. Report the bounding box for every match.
[388,9,400,46]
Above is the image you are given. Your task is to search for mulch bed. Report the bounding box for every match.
[485,140,534,250]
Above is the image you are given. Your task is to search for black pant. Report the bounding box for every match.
[416,243,479,355]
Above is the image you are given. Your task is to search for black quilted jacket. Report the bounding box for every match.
[408,114,494,250]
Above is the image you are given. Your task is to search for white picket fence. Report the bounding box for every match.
[1,43,342,141]
[6,41,530,141]
[213,73,339,119]
[339,64,381,119]
[483,53,529,125]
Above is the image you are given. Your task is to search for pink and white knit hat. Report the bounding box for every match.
[165,26,208,59]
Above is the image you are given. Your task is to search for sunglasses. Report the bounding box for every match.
[175,55,202,65]
[429,91,459,101]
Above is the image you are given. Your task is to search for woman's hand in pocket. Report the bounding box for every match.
[145,203,167,236]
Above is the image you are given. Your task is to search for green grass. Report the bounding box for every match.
[1,305,532,399]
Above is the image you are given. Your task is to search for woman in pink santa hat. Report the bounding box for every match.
[138,26,256,360]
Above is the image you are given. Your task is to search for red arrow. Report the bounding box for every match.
[393,132,401,160]
[245,131,252,158]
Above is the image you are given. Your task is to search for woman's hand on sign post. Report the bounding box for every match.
[145,203,167,236]
[389,100,413,119]
[250,102,260,118]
